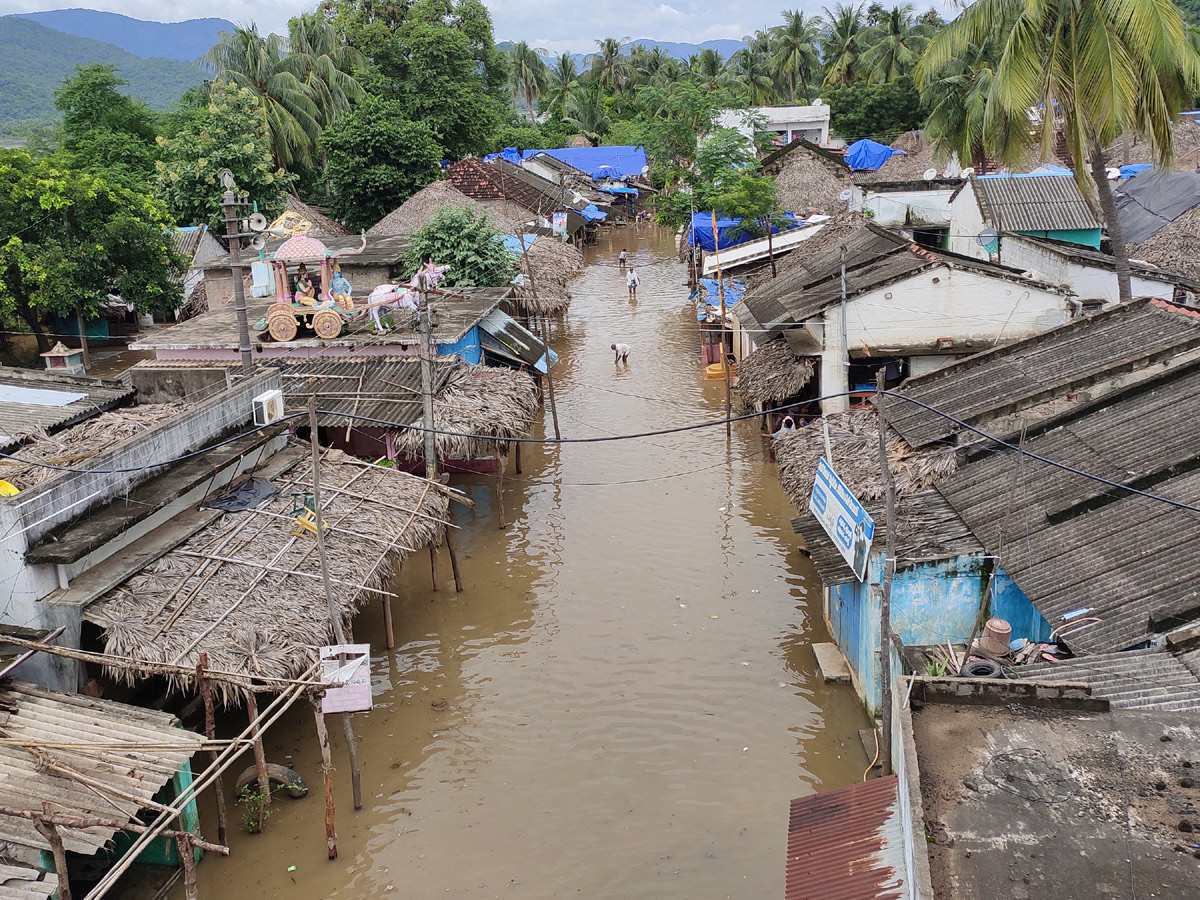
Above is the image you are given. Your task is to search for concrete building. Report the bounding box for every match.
[947,173,1103,257]
[715,104,831,146]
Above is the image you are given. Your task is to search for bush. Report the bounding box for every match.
[403,206,515,287]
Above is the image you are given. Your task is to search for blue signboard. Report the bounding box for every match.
[809,457,875,582]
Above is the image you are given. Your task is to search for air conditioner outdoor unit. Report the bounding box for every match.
[253,389,285,426]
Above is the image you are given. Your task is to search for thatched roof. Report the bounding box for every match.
[774,146,850,215]
[1104,118,1200,170]
[510,238,584,315]
[1,405,185,490]
[1129,204,1200,281]
[855,144,940,184]
[567,135,592,148]
[734,337,815,406]
[774,410,958,506]
[286,195,351,236]
[368,182,533,237]
[87,446,449,704]
[891,129,930,155]
[389,362,540,460]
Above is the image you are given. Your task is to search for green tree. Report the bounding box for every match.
[53,64,159,187]
[324,96,442,231]
[822,3,868,86]
[509,41,549,124]
[714,173,788,276]
[591,37,630,92]
[545,53,579,118]
[156,81,295,231]
[824,76,923,142]
[921,0,1200,302]
[860,5,933,83]
[730,48,775,106]
[0,150,183,351]
[286,13,367,133]
[693,48,730,92]
[404,207,514,287]
[565,82,611,145]
[772,11,823,102]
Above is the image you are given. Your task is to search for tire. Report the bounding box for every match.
[235,763,308,799]
[960,659,1003,679]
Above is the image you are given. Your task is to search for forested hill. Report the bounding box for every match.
[1176,0,1200,25]
[16,10,233,62]
[0,17,206,125]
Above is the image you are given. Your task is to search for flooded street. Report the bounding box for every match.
[194,227,869,900]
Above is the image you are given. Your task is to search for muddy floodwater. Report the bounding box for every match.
[192,227,869,900]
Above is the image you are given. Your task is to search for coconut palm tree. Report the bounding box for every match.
[693,47,730,92]
[565,82,611,145]
[821,3,868,87]
[509,41,549,124]
[860,5,932,83]
[921,0,1200,302]
[771,10,823,102]
[286,13,366,130]
[202,23,321,170]
[591,37,630,92]
[730,47,775,106]
[546,53,579,118]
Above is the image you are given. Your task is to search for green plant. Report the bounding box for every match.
[236,782,274,833]
[926,655,948,677]
[403,206,515,287]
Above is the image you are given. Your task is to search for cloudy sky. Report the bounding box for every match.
[0,1,953,54]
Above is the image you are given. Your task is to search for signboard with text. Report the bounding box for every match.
[808,457,875,582]
[319,643,372,714]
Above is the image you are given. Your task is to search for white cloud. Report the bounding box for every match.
[654,4,683,18]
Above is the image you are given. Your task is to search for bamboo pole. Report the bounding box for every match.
[311,695,338,859]
[245,694,271,831]
[174,835,198,900]
[429,543,441,593]
[495,448,506,529]
[196,654,228,847]
[171,549,403,597]
[382,592,395,650]
[35,804,70,900]
[711,211,731,438]
[0,807,228,854]
[875,369,896,777]
[445,527,464,593]
[518,232,560,441]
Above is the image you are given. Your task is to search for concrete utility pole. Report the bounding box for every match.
[222,189,254,374]
[711,211,732,437]
[418,274,438,480]
[875,368,896,776]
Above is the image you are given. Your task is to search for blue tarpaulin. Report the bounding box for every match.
[521,146,648,180]
[686,212,802,251]
[845,139,906,171]
[579,204,607,222]
[599,185,639,195]
[499,233,538,256]
[696,278,744,320]
[483,147,524,165]
[1120,163,1153,179]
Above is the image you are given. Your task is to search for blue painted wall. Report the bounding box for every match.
[438,325,483,364]
[826,553,1052,715]
[1017,227,1102,249]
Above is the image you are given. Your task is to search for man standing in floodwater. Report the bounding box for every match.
[626,267,640,299]
[611,342,631,363]
[618,248,627,270]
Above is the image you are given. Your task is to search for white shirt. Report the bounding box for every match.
[613,343,631,358]
[618,251,627,261]
[626,271,640,287]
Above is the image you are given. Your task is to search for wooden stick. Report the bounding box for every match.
[311,695,338,860]
[382,592,395,650]
[0,807,226,854]
[343,713,362,811]
[429,543,440,593]
[514,440,522,474]
[337,456,474,506]
[175,835,198,900]
[246,694,270,832]
[445,527,464,593]
[35,804,70,900]
[312,482,458,527]
[197,654,228,847]
[495,448,506,530]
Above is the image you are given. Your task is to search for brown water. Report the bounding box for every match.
[193,227,869,900]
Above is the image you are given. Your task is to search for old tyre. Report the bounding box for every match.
[268,314,299,343]
[235,763,308,799]
[960,659,1003,679]
[312,308,343,340]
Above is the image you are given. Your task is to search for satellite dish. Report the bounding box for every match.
[248,212,269,232]
[961,166,975,178]
[976,227,1000,249]
[1105,167,1121,180]
[250,234,268,251]
[838,188,853,202]
[641,165,650,175]
[218,169,236,190]
[923,168,937,181]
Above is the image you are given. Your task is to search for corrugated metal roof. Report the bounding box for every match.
[889,298,1200,448]
[0,864,56,900]
[935,359,1200,654]
[280,357,455,427]
[478,310,547,369]
[1018,648,1200,711]
[787,775,905,900]
[0,370,136,452]
[973,175,1101,234]
[172,226,206,261]
[0,680,203,855]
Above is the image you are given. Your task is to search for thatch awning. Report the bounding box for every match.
[774,410,958,506]
[389,363,540,460]
[285,195,351,236]
[1130,205,1200,282]
[734,338,815,406]
[86,447,449,704]
[510,238,584,315]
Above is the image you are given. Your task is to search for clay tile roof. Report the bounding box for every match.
[448,159,506,201]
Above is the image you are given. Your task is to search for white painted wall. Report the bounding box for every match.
[716,105,831,145]
[947,188,988,259]
[908,355,957,378]
[854,188,954,227]
[999,236,1175,304]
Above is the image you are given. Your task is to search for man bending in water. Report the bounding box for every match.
[611,342,631,363]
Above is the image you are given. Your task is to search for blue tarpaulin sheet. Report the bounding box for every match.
[696,278,744,319]
[483,147,524,165]
[579,204,607,222]
[500,233,538,256]
[1120,163,1153,179]
[599,186,639,195]
[686,212,802,251]
[521,146,648,180]
[845,139,906,171]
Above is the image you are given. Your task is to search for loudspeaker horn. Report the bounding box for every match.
[248,212,269,232]
[250,234,268,251]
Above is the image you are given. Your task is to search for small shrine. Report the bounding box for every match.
[40,341,85,375]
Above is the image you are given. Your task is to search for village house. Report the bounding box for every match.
[732,224,1075,418]
[947,172,1103,256]
[715,103,832,147]
[1114,167,1200,281]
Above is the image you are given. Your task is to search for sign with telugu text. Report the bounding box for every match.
[319,644,372,714]
[809,457,875,582]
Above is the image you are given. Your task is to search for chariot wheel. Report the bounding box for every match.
[268,313,299,343]
[312,309,343,340]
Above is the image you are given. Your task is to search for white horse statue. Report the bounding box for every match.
[365,261,451,332]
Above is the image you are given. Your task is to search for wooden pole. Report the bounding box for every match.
[429,543,441,593]
[35,804,70,900]
[310,695,338,859]
[245,694,271,831]
[417,273,439,480]
[308,398,364,812]
[514,441,522,474]
[382,593,395,650]
[495,447,506,529]
[875,369,896,776]
[174,835,198,900]
[75,308,90,372]
[196,654,228,847]
[445,527,464,593]
[711,211,731,438]
[517,233,561,442]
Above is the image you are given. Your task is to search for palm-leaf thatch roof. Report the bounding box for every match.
[774,145,850,215]
[734,337,815,406]
[368,181,532,236]
[1129,204,1200,281]
[86,446,450,705]
[510,238,584,315]
[1104,118,1200,170]
[774,410,958,506]
[286,195,351,236]
[389,363,540,460]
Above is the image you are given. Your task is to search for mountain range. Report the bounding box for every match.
[16,9,234,61]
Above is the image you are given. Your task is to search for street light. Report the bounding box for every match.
[219,170,255,374]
